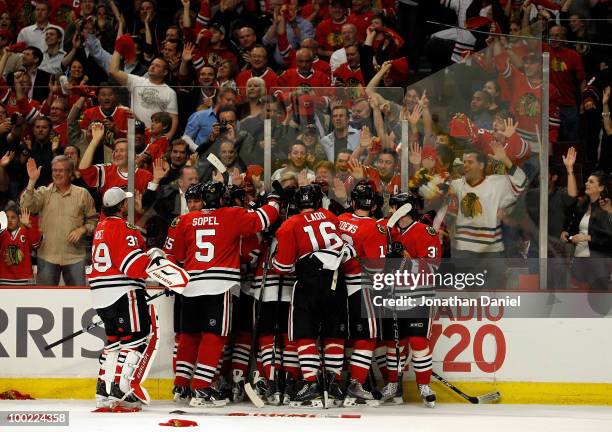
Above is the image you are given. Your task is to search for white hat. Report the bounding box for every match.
[103,187,133,207]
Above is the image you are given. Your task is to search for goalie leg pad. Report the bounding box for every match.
[117,304,159,404]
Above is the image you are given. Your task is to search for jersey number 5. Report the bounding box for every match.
[195,229,215,262]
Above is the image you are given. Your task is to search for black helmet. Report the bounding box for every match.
[350,180,376,211]
[201,181,226,209]
[225,184,245,207]
[294,184,323,210]
[389,192,420,218]
[185,182,203,201]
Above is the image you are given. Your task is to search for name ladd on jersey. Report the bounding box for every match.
[192,216,220,226]
[303,212,326,222]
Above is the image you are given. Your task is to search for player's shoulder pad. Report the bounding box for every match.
[426,225,437,236]
[170,216,181,228]
[125,221,139,231]
[376,224,386,234]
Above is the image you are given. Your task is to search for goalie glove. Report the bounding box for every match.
[146,256,189,293]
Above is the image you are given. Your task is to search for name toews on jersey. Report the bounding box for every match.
[88,217,150,309]
[337,213,387,296]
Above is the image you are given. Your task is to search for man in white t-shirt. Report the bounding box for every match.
[109,50,178,139]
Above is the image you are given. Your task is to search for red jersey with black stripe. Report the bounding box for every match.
[337,213,387,296]
[164,205,279,297]
[88,216,150,309]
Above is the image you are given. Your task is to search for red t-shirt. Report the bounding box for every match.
[548,46,586,107]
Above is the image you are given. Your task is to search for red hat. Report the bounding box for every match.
[245,165,264,182]
[114,34,137,63]
[0,29,12,42]
[422,146,439,161]
[387,57,409,83]
[158,418,198,427]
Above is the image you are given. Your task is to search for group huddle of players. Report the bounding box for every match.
[90,178,441,411]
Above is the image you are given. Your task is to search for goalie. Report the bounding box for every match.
[89,187,188,411]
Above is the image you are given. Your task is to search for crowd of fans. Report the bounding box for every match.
[0,0,610,289]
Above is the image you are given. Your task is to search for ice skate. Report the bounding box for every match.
[189,387,230,408]
[326,372,346,407]
[109,383,142,411]
[172,385,192,404]
[289,380,323,408]
[418,383,436,408]
[343,379,380,407]
[231,379,245,403]
[265,379,282,405]
[95,378,112,410]
[376,381,403,405]
[282,376,297,405]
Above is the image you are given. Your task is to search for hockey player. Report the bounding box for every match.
[166,181,280,407]
[273,184,353,407]
[165,183,204,401]
[379,192,441,408]
[90,188,160,411]
[338,181,387,407]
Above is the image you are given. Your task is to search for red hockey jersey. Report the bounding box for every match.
[79,163,153,198]
[390,220,441,298]
[80,105,131,140]
[165,205,278,296]
[0,224,41,285]
[277,68,332,90]
[332,64,365,87]
[87,216,150,309]
[273,208,346,273]
[337,213,386,295]
[315,18,347,53]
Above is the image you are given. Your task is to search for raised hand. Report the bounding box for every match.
[348,158,365,180]
[134,190,143,214]
[152,158,169,181]
[500,118,519,138]
[406,103,424,126]
[297,169,309,186]
[19,207,31,228]
[332,177,347,201]
[0,151,14,167]
[562,146,577,170]
[181,0,190,6]
[90,122,105,143]
[26,158,41,182]
[408,141,422,166]
[182,42,194,62]
[359,125,372,148]
[488,139,510,164]
[603,86,611,106]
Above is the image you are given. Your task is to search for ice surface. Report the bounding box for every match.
[1,399,611,432]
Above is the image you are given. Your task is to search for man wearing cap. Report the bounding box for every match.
[20,155,97,286]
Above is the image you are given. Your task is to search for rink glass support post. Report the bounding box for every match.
[264,118,272,191]
[127,117,136,225]
[539,52,550,290]
[401,119,409,193]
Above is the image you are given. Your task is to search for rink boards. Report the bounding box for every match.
[0,287,611,405]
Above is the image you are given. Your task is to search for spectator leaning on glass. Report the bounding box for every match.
[562,170,612,290]
[20,155,97,286]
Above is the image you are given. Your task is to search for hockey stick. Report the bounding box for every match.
[432,371,501,404]
[43,290,167,351]
[244,242,274,408]
[384,203,413,390]
[169,410,361,419]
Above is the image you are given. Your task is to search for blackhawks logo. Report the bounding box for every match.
[327,32,344,49]
[516,93,539,118]
[4,245,24,266]
[460,192,483,218]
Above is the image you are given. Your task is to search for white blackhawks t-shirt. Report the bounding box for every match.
[126,74,178,127]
